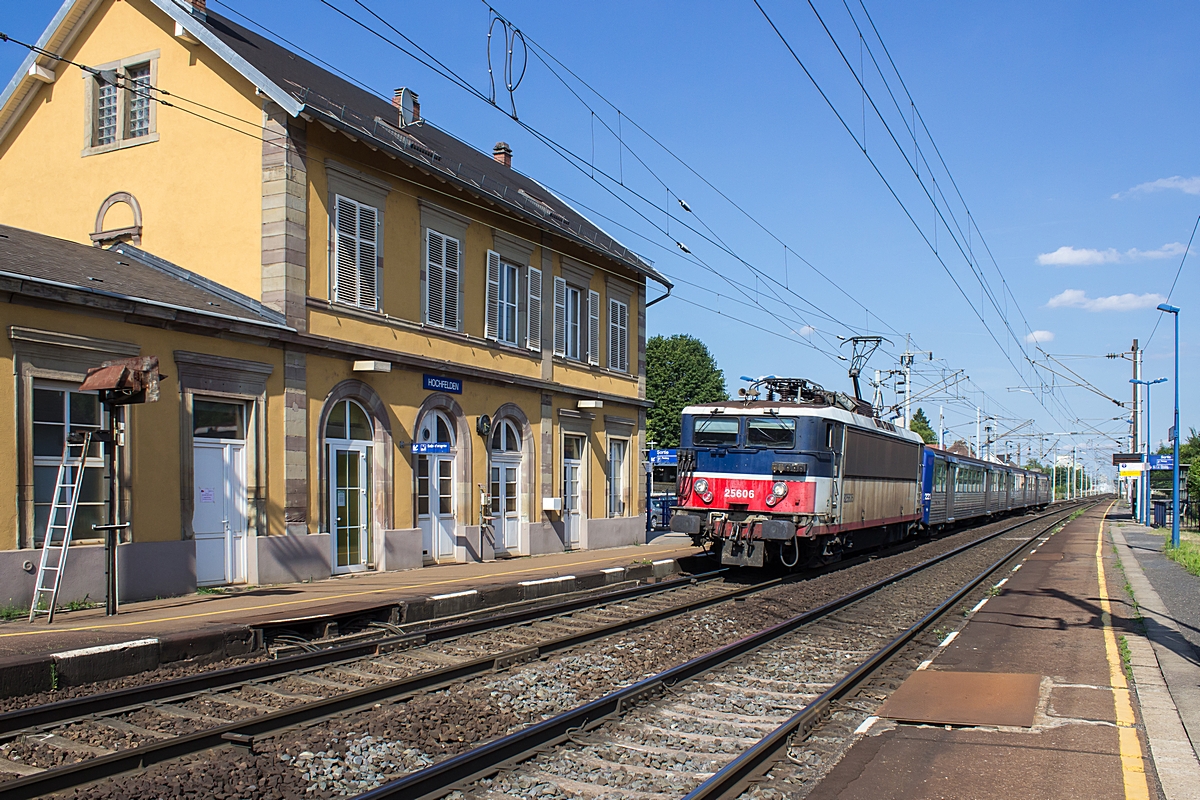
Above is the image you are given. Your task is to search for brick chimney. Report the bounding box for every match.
[393,87,419,126]
[188,0,207,19]
[493,141,512,168]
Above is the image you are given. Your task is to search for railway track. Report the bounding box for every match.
[354,502,1089,800]
[0,505,1080,799]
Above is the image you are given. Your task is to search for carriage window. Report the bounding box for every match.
[693,417,739,447]
[747,417,796,449]
[933,461,947,492]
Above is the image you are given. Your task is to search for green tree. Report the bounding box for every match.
[909,407,937,444]
[646,334,727,447]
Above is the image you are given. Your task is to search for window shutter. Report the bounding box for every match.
[426,229,445,327]
[553,276,567,356]
[609,299,629,371]
[444,235,460,330]
[333,196,359,306]
[357,204,378,309]
[587,289,601,366]
[485,250,501,341]
[526,266,542,352]
[618,301,629,372]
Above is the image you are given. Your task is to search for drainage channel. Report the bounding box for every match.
[354,502,1086,800]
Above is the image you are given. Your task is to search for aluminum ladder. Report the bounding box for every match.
[29,431,94,623]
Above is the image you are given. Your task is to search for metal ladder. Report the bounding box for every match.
[29,431,94,623]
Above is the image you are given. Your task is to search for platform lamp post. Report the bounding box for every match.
[1157,302,1181,548]
[1131,377,1167,527]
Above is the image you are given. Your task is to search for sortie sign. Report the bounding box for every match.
[423,374,463,394]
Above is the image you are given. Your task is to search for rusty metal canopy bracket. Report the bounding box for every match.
[78,356,163,405]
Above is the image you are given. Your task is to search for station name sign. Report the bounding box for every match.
[1149,454,1175,471]
[423,374,462,394]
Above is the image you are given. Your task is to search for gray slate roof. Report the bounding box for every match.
[0,224,289,328]
[186,8,668,287]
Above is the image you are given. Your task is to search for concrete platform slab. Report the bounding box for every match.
[809,501,1165,800]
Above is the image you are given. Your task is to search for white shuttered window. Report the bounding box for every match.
[526,266,542,352]
[608,298,629,372]
[332,195,380,310]
[587,290,601,366]
[553,276,568,357]
[485,250,521,345]
[426,229,461,330]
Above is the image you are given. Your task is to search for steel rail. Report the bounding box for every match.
[0,568,731,737]
[352,501,1086,800]
[1,568,798,799]
[683,499,1097,800]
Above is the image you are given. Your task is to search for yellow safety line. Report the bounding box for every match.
[1095,499,1149,800]
[0,545,696,639]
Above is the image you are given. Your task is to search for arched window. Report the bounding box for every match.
[491,419,521,453]
[417,410,455,447]
[325,399,373,441]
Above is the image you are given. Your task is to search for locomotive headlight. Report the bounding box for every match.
[693,478,710,496]
[772,481,788,498]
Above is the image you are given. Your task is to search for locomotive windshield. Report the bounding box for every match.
[747,417,796,448]
[693,416,739,446]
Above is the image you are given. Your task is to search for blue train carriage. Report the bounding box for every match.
[669,378,926,568]
[920,446,1052,529]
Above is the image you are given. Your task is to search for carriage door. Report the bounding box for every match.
[417,411,457,562]
[326,400,373,574]
[562,435,585,549]
[490,420,521,554]
[192,400,247,586]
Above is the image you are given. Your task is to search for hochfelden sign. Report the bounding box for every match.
[423,374,462,394]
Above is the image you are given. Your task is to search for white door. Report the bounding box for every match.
[418,455,456,561]
[563,435,584,549]
[331,445,370,573]
[193,441,246,586]
[491,460,519,552]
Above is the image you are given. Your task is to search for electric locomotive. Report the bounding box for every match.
[669,377,924,568]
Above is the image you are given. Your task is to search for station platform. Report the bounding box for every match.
[0,534,701,698]
[810,501,1200,800]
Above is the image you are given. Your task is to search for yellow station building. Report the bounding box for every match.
[0,0,671,606]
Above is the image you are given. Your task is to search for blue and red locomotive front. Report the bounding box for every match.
[669,378,925,568]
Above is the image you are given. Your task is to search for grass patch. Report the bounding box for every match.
[1163,535,1200,578]
[62,595,101,612]
[196,586,226,595]
[1118,635,1134,683]
[0,604,25,622]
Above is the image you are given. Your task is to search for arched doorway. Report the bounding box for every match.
[326,399,373,573]
[489,419,522,554]
[416,409,457,562]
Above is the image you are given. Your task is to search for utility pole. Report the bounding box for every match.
[976,407,981,458]
[938,405,944,448]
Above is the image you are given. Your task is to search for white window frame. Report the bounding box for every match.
[331,194,381,311]
[425,229,462,330]
[608,297,629,372]
[485,250,522,346]
[31,382,109,545]
[607,437,629,517]
[83,50,159,156]
[554,278,601,365]
[565,284,581,360]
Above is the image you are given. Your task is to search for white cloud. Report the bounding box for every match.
[1037,246,1119,266]
[1113,175,1200,199]
[1036,242,1186,266]
[798,325,816,337]
[1024,330,1054,344]
[1046,289,1166,312]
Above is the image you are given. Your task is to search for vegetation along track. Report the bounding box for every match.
[356,502,1089,800]
[0,503,1081,799]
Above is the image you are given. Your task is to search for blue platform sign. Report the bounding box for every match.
[649,449,677,466]
[1149,454,1175,471]
[413,442,452,454]
[423,374,462,394]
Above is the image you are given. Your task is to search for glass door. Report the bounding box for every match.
[563,434,584,549]
[332,445,370,572]
[491,461,519,552]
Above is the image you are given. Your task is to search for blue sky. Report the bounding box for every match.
[3,1,1196,481]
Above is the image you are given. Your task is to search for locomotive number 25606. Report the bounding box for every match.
[724,487,756,499]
